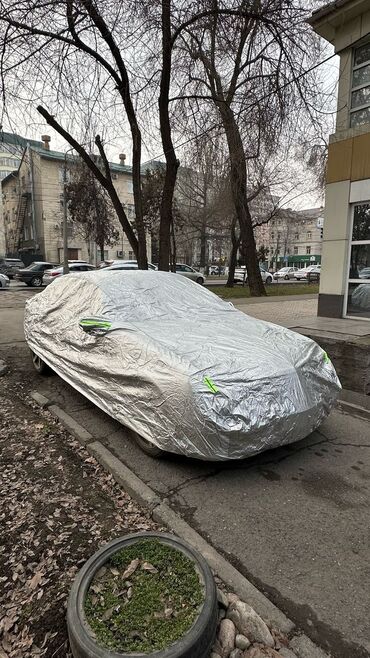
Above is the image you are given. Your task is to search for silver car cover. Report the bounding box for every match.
[24,270,341,460]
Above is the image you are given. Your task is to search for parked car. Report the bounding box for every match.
[43,262,95,285]
[0,258,26,279]
[307,265,321,282]
[175,264,206,284]
[208,265,225,275]
[294,265,317,280]
[0,273,10,289]
[234,265,272,284]
[14,261,56,287]
[273,266,299,280]
[25,270,341,460]
[104,260,157,271]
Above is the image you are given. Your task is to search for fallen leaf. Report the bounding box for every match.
[122,559,139,579]
[101,607,114,621]
[142,562,158,574]
[28,572,43,591]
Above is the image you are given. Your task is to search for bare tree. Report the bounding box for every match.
[0,0,148,267]
[170,0,325,295]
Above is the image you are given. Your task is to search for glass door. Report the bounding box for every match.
[346,203,370,319]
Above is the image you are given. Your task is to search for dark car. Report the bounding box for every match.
[0,257,26,279]
[15,261,56,287]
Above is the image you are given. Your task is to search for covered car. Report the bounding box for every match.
[24,270,341,461]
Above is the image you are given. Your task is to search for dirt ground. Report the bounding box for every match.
[0,350,159,658]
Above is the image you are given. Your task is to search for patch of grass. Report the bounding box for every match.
[211,283,319,299]
[84,539,204,653]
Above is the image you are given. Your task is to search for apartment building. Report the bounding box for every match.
[0,132,43,255]
[254,206,324,269]
[2,136,149,265]
[309,0,370,319]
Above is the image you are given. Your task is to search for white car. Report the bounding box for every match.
[234,266,272,284]
[273,266,299,280]
[175,264,206,285]
[0,272,10,289]
[43,262,95,285]
[104,260,157,271]
[294,265,317,280]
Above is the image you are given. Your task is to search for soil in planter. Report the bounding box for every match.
[84,539,204,653]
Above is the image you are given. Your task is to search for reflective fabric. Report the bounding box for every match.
[24,271,341,460]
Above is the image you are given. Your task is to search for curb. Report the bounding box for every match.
[337,399,370,422]
[0,359,8,376]
[33,395,330,657]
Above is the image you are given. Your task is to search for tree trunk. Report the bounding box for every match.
[199,216,207,270]
[130,126,148,269]
[219,105,266,296]
[158,0,179,272]
[226,215,240,287]
[170,216,177,271]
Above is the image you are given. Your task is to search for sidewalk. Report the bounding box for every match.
[234,295,370,395]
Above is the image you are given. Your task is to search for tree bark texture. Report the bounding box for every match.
[220,105,266,296]
[158,0,179,271]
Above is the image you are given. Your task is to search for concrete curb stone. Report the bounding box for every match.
[30,391,52,408]
[0,359,8,376]
[48,404,93,444]
[87,440,161,511]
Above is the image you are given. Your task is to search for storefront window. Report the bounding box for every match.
[346,203,370,319]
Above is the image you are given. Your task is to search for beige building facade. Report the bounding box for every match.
[2,137,149,265]
[309,0,370,319]
[254,206,324,270]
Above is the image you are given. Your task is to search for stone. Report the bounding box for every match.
[212,639,223,655]
[279,649,298,658]
[218,618,236,657]
[243,648,281,658]
[210,654,222,658]
[227,601,274,647]
[230,651,243,658]
[218,608,226,622]
[289,634,329,658]
[227,592,240,605]
[217,587,229,609]
[235,634,251,650]
[271,628,289,649]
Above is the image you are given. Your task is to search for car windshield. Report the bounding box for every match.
[24,263,45,271]
[279,268,289,272]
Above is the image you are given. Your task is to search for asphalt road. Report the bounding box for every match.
[1,287,369,658]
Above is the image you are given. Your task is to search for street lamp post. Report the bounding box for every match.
[63,162,69,275]
[62,146,76,275]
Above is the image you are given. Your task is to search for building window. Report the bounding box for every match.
[271,232,275,239]
[127,181,134,194]
[294,247,298,255]
[306,246,311,255]
[346,203,370,319]
[128,251,133,260]
[295,233,299,240]
[307,231,312,239]
[350,42,370,128]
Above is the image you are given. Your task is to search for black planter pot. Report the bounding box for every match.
[67,532,218,658]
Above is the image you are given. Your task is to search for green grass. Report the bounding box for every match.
[211,283,319,299]
[84,539,204,653]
